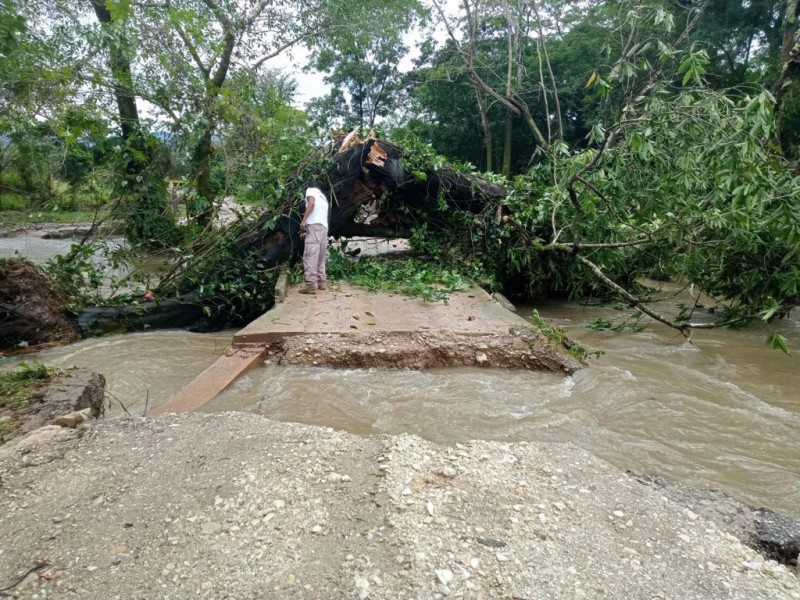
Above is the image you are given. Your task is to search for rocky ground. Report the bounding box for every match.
[0,412,798,600]
[0,368,105,444]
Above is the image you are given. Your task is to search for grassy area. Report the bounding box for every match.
[0,361,54,411]
[0,178,111,226]
[0,208,104,226]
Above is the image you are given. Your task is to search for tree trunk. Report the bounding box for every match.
[89,0,175,249]
[71,137,509,336]
[89,1,140,139]
[474,87,493,172]
[189,129,215,228]
[503,1,515,177]
[502,108,513,177]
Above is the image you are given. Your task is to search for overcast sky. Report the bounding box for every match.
[267,0,457,109]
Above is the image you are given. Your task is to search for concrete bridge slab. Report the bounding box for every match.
[152,283,579,417]
[233,282,526,346]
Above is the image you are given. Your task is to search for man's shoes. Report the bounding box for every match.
[298,285,316,295]
[317,284,327,291]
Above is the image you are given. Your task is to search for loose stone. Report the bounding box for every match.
[435,569,454,585]
[201,522,222,535]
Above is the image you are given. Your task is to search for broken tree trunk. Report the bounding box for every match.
[70,135,509,337]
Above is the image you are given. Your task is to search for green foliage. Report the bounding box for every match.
[584,317,646,333]
[218,71,314,207]
[3,0,798,351]
[0,209,102,226]
[766,331,790,355]
[527,309,588,363]
[306,0,424,130]
[0,361,54,410]
[395,51,800,347]
[45,243,108,307]
[112,132,181,249]
[42,239,162,308]
[163,233,279,326]
[326,249,471,302]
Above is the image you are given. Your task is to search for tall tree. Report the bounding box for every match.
[123,0,382,227]
[88,0,176,246]
[306,0,423,131]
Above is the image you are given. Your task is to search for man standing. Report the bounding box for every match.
[299,182,329,294]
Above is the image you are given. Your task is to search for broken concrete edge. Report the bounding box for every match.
[261,330,581,374]
[274,268,289,304]
[233,327,545,347]
[629,471,800,568]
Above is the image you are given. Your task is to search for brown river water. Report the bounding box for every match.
[4,233,799,517]
[14,300,797,518]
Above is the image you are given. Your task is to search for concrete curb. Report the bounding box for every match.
[274,268,289,304]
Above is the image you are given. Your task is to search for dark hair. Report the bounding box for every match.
[307,179,326,192]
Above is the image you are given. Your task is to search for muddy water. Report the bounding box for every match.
[18,331,234,416]
[0,232,75,262]
[0,231,168,293]
[203,303,799,515]
[12,303,800,517]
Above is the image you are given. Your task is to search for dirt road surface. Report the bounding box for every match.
[1,413,798,599]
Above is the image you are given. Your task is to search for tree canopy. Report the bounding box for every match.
[1,0,799,350]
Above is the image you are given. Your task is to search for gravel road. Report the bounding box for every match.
[0,413,798,599]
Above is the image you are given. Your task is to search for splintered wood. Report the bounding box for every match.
[367,142,388,167]
[337,126,362,154]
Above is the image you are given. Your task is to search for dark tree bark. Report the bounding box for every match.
[89,1,140,138]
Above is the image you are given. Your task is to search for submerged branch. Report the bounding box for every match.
[574,254,719,331]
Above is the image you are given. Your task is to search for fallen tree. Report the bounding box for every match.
[69,134,508,338]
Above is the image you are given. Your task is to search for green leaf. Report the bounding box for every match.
[766,332,790,355]
[105,0,132,20]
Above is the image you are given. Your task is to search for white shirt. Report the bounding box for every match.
[304,187,329,229]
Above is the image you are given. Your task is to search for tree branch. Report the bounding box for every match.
[249,26,336,70]
[575,254,718,331]
[335,222,411,239]
[431,0,549,149]
[166,0,209,78]
[549,239,650,250]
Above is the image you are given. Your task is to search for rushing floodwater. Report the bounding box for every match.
[5,232,798,516]
[17,300,799,517]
